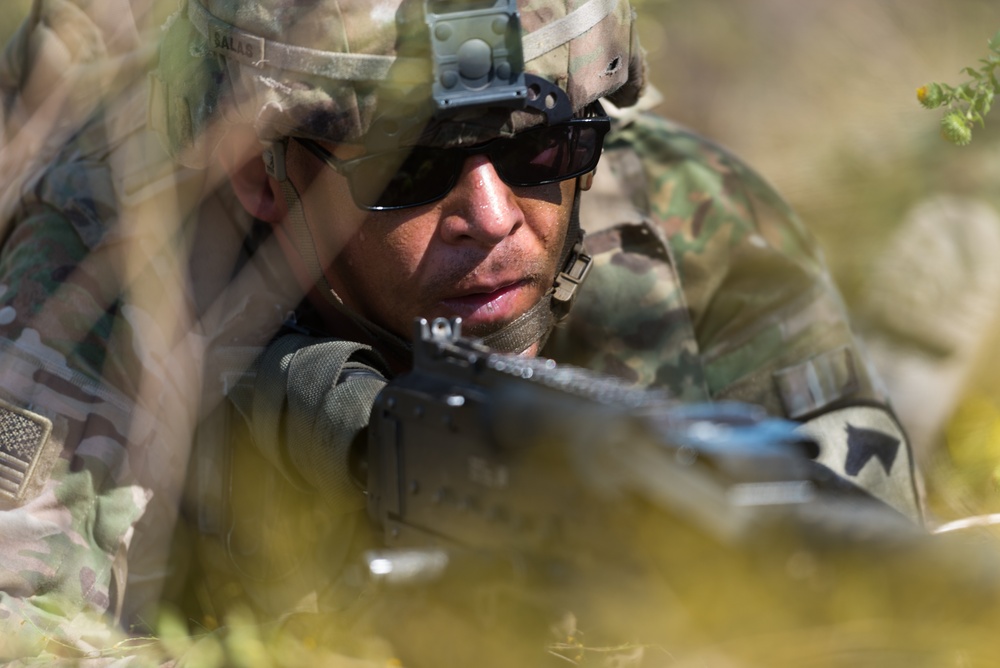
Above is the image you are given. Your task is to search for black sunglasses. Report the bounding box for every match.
[294,114,611,211]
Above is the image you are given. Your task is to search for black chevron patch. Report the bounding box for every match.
[844,424,900,476]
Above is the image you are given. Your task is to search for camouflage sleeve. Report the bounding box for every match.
[560,112,923,522]
[632,115,923,521]
[620,113,880,414]
[0,200,149,659]
[564,112,879,412]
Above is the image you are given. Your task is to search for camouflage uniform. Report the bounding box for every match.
[0,0,921,663]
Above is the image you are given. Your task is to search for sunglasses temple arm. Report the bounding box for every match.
[294,137,346,173]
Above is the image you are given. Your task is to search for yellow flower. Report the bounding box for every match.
[917,83,945,109]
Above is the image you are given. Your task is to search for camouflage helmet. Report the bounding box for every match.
[152,0,646,166]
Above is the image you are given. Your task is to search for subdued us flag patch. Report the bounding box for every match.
[0,398,55,509]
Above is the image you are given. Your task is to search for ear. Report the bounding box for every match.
[220,142,287,225]
[577,169,596,192]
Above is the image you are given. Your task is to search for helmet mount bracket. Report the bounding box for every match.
[424,0,571,125]
[522,73,573,125]
[425,0,527,112]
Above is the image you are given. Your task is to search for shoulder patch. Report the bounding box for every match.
[0,398,57,509]
[796,405,922,524]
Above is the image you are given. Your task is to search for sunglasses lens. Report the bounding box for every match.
[349,149,457,210]
[496,124,604,186]
[339,118,607,210]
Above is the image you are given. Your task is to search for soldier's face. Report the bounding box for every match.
[286,142,576,344]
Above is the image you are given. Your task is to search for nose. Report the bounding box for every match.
[438,155,523,247]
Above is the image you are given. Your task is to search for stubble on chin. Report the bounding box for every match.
[425,246,557,335]
[330,227,565,342]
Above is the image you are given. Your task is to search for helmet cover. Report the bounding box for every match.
[153,0,646,165]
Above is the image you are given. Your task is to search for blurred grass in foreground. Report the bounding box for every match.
[0,1,33,43]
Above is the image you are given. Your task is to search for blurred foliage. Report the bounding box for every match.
[0,0,33,43]
[632,0,1000,302]
[917,30,1000,146]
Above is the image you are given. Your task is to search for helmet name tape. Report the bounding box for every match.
[188,0,400,81]
[210,28,263,62]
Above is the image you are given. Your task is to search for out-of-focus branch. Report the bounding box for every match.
[917,29,1000,145]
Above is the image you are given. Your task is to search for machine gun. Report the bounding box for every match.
[365,318,917,583]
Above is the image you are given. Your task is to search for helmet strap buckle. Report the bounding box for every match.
[262,140,288,182]
[552,235,593,318]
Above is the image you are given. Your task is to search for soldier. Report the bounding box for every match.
[0,0,923,663]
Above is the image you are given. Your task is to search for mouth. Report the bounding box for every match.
[438,279,533,328]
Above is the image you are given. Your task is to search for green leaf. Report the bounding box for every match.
[990,29,1000,51]
[925,29,1000,144]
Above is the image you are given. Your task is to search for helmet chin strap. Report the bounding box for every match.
[486,186,592,354]
[263,140,592,360]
